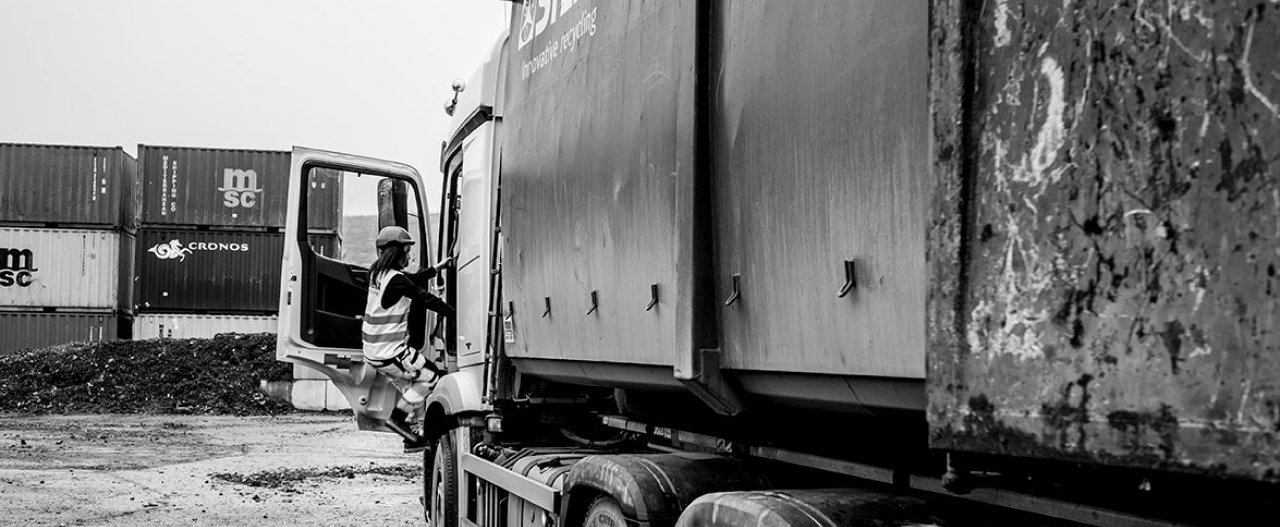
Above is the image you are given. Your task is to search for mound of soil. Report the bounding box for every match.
[0,333,293,415]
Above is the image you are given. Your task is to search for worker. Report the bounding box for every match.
[363,225,454,453]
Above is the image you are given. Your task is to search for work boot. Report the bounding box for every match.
[403,436,432,455]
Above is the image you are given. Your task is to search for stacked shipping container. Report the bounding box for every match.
[0,143,138,355]
[132,145,342,335]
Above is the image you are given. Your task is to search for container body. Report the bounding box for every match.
[500,0,928,414]
[0,143,139,230]
[0,227,133,311]
[138,145,341,230]
[927,0,1280,481]
[135,229,337,313]
[132,313,278,339]
[0,312,121,356]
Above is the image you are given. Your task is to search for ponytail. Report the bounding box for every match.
[369,244,408,284]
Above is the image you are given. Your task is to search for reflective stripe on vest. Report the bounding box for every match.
[362,269,412,361]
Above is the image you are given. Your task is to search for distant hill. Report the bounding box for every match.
[339,213,440,269]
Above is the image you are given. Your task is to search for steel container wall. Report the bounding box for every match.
[138,145,341,230]
[503,0,695,367]
[927,0,1280,481]
[0,312,121,356]
[710,0,928,379]
[132,313,278,339]
[0,143,139,230]
[0,227,133,311]
[135,229,337,313]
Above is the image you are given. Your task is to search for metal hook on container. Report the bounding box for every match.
[724,275,741,307]
[586,290,599,315]
[645,283,660,312]
[541,297,551,318]
[838,260,857,298]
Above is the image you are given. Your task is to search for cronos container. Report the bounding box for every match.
[135,228,337,313]
[137,144,341,231]
[0,311,121,356]
[0,227,133,311]
[0,143,140,230]
[133,313,278,339]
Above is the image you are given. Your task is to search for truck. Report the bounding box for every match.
[276,1,1280,525]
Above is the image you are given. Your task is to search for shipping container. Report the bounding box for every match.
[0,142,139,230]
[0,311,122,356]
[138,144,341,230]
[132,313,278,339]
[498,0,928,413]
[0,227,134,312]
[135,228,337,313]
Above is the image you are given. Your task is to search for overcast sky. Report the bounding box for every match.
[0,0,509,214]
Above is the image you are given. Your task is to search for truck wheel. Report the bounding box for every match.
[582,495,626,527]
[426,430,459,527]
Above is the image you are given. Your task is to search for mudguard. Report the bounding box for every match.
[562,453,769,527]
[424,366,488,417]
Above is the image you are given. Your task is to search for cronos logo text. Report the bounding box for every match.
[148,239,249,262]
[0,247,37,288]
[518,0,580,49]
[218,168,264,209]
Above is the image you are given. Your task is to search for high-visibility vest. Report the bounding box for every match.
[363,269,411,361]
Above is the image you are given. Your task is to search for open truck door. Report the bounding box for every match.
[277,147,437,433]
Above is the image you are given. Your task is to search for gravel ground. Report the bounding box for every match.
[0,413,427,526]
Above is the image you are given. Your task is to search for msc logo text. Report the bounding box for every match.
[218,168,264,209]
[0,248,37,288]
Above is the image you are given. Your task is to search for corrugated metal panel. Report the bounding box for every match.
[503,0,695,367]
[138,145,341,230]
[0,312,120,356]
[0,227,129,310]
[132,313,277,339]
[711,0,928,378]
[0,143,139,230]
[927,0,1280,481]
[135,229,335,313]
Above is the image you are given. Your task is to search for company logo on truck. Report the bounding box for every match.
[0,247,37,288]
[517,0,597,81]
[148,239,249,262]
[218,168,264,209]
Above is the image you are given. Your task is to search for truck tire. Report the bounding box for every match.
[582,495,627,527]
[426,430,459,527]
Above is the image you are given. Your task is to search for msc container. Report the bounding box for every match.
[0,227,134,312]
[927,0,1280,481]
[138,144,342,230]
[132,313,278,339]
[0,311,121,356]
[0,142,139,230]
[500,0,927,413]
[135,229,337,313]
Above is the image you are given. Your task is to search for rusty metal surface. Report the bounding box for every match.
[502,0,695,366]
[927,0,1280,480]
[710,0,928,378]
[0,143,139,230]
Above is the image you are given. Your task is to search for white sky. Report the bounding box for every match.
[0,0,510,215]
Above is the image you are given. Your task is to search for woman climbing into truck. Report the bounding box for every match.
[363,225,454,453]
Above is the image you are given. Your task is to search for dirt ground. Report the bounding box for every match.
[0,413,426,526]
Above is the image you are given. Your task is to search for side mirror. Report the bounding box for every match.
[377,178,411,231]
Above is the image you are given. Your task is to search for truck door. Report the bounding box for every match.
[277,147,436,430]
